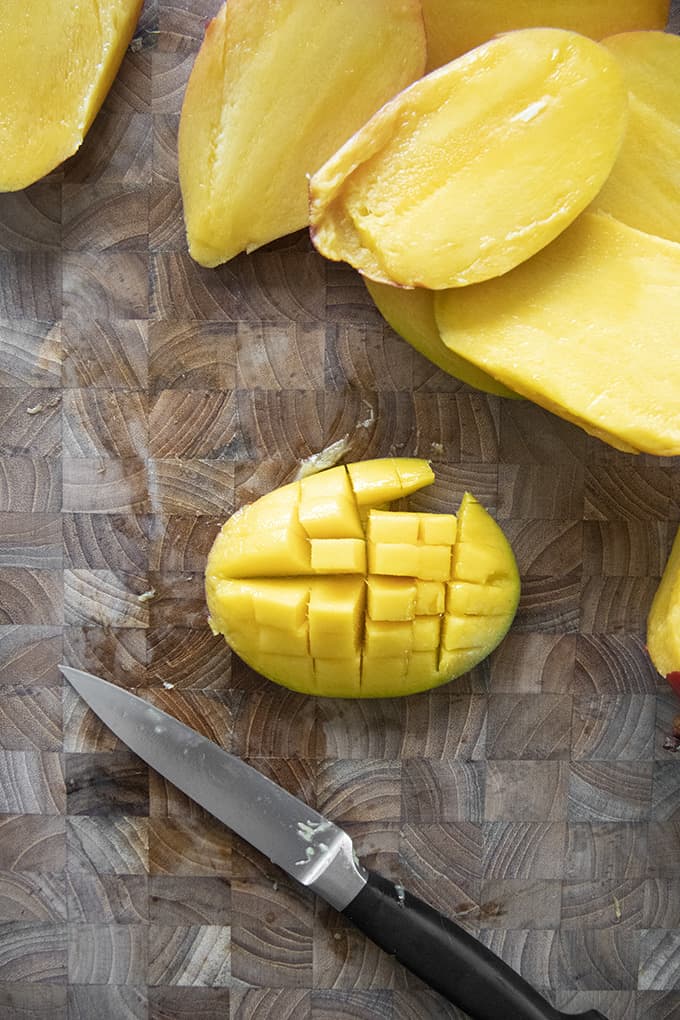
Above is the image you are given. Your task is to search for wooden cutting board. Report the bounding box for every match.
[0,3,679,1018]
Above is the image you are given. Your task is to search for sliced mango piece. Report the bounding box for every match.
[365,279,518,399]
[0,0,143,191]
[420,0,670,71]
[647,526,680,681]
[590,31,680,243]
[206,459,519,697]
[178,0,426,267]
[309,29,628,289]
[435,211,680,456]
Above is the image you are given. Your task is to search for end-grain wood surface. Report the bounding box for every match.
[1,4,679,1018]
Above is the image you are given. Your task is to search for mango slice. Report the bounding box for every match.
[647,526,680,681]
[420,0,670,71]
[178,0,426,268]
[0,0,143,192]
[434,211,680,456]
[206,459,519,698]
[364,278,518,398]
[309,28,628,290]
[589,31,680,244]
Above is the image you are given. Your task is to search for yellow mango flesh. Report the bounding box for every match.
[178,0,426,268]
[420,0,670,71]
[364,278,518,398]
[0,0,143,191]
[435,212,680,456]
[309,28,628,290]
[647,527,680,679]
[589,31,680,244]
[206,459,519,698]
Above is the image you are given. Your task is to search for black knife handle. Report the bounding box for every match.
[342,870,607,1020]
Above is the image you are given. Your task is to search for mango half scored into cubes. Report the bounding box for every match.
[206,459,520,698]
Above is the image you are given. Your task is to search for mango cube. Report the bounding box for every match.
[205,459,520,697]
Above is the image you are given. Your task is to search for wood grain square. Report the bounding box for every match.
[0,254,61,319]
[237,388,323,465]
[104,48,152,117]
[63,185,149,253]
[0,513,62,569]
[0,387,61,456]
[484,762,569,822]
[487,694,572,760]
[0,184,60,253]
[324,322,415,393]
[0,456,61,512]
[580,577,659,634]
[561,879,645,930]
[312,919,410,991]
[63,252,149,320]
[408,460,499,520]
[324,263,387,328]
[500,401,587,465]
[0,872,66,922]
[315,761,401,825]
[556,929,640,989]
[575,636,659,695]
[148,458,235,515]
[64,685,126,754]
[62,318,148,389]
[497,464,585,520]
[310,989,393,1020]
[152,115,180,185]
[151,49,196,113]
[149,321,236,393]
[585,465,673,521]
[564,822,649,882]
[68,923,147,984]
[0,626,62,687]
[67,817,149,876]
[65,751,149,817]
[0,321,61,388]
[149,876,231,925]
[402,760,485,824]
[143,690,236,751]
[583,521,673,577]
[237,322,325,391]
[63,513,149,572]
[151,251,325,322]
[149,925,231,986]
[0,568,63,625]
[638,931,680,990]
[63,113,152,186]
[0,816,65,873]
[482,822,567,881]
[571,695,656,761]
[231,689,317,759]
[146,625,231,690]
[148,817,231,876]
[555,990,636,1020]
[479,878,562,929]
[62,625,146,688]
[64,388,148,458]
[511,571,582,634]
[149,390,238,458]
[150,182,185,252]
[635,990,680,1019]
[66,873,147,924]
[392,989,472,1020]
[0,983,67,1020]
[230,987,309,1020]
[231,879,312,987]
[0,689,62,752]
[651,762,680,821]
[569,763,654,822]
[502,521,583,579]
[489,634,577,694]
[642,879,680,930]
[148,515,220,572]
[67,984,147,1020]
[315,699,405,761]
[0,922,67,983]
[145,571,205,629]
[399,823,482,920]
[64,569,151,628]
[63,457,150,513]
[149,987,232,1020]
[401,694,487,759]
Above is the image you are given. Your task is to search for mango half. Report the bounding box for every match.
[206,459,519,698]
[647,526,680,687]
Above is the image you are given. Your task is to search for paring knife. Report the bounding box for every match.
[60,665,606,1020]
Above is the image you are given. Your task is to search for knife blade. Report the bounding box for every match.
[60,665,606,1020]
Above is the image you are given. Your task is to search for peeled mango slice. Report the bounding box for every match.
[309,28,628,290]
[178,0,426,268]
[647,526,680,690]
[435,211,680,456]
[589,31,680,244]
[420,0,670,71]
[364,279,518,399]
[0,0,143,192]
[205,459,520,698]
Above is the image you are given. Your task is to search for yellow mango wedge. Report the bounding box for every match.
[589,31,680,244]
[206,459,519,698]
[178,0,426,268]
[647,526,680,688]
[420,0,670,71]
[435,211,680,456]
[0,0,143,191]
[364,278,518,398]
[309,28,628,290]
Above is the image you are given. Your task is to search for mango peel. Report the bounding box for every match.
[205,459,520,698]
[647,525,680,690]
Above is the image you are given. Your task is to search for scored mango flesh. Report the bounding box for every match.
[309,28,628,290]
[647,526,680,679]
[206,459,519,698]
[0,0,143,191]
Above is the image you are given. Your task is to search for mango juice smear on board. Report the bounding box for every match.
[205,459,520,698]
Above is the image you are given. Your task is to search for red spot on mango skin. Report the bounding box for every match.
[666,672,680,697]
